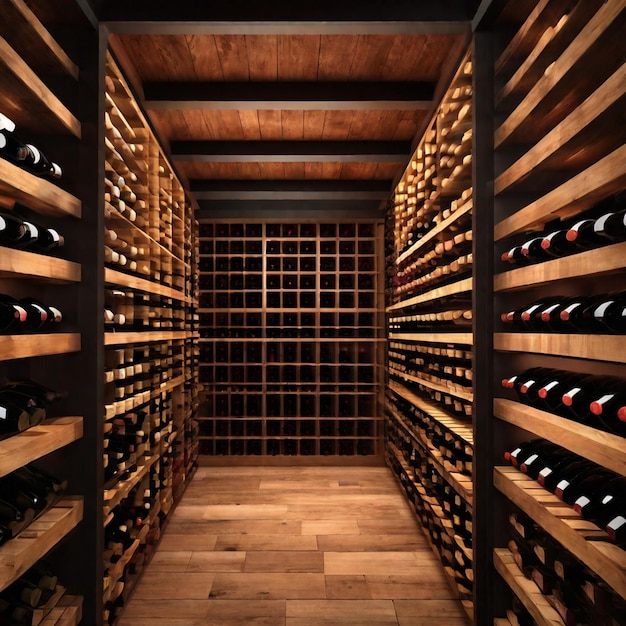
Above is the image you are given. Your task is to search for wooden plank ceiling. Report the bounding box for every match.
[100,0,474,215]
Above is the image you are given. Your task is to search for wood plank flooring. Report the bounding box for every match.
[118,466,471,626]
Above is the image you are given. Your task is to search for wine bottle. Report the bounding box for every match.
[0,212,29,248]
[588,292,626,333]
[521,236,552,261]
[0,393,31,434]
[20,298,62,331]
[558,294,607,333]
[30,226,64,252]
[566,218,607,249]
[535,449,584,489]
[592,205,626,242]
[536,371,587,413]
[588,384,626,436]
[573,475,626,524]
[560,376,606,426]
[540,229,576,258]
[554,464,615,505]
[0,294,28,333]
[504,438,552,469]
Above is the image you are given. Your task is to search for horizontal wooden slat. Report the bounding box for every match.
[0,248,81,283]
[0,417,83,478]
[494,333,626,364]
[494,0,625,148]
[494,398,626,477]
[395,199,472,265]
[0,0,79,79]
[493,548,563,626]
[387,278,473,312]
[391,370,473,403]
[494,241,626,292]
[388,332,473,345]
[41,595,83,626]
[495,63,626,194]
[494,467,626,600]
[104,268,188,302]
[0,36,80,137]
[0,333,80,361]
[0,159,82,219]
[494,144,626,240]
[389,380,473,445]
[104,331,188,345]
[0,497,83,590]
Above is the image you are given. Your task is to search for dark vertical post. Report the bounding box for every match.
[471,25,495,626]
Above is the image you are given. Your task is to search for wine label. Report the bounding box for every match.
[593,212,612,233]
[574,495,590,509]
[593,301,615,318]
[0,406,6,420]
[607,515,625,532]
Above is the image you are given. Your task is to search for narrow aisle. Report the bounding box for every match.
[118,466,471,626]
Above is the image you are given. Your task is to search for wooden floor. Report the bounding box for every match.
[118,466,471,626]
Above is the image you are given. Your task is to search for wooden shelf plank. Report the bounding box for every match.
[104,331,188,346]
[494,0,624,149]
[104,267,188,302]
[391,369,473,403]
[389,380,473,445]
[494,398,626,477]
[0,497,83,590]
[389,332,473,345]
[389,405,473,506]
[41,595,83,626]
[395,199,473,265]
[0,417,83,478]
[0,248,81,283]
[494,333,626,363]
[0,333,80,361]
[0,159,82,219]
[495,64,626,195]
[0,36,80,137]
[494,467,626,600]
[494,241,626,292]
[494,0,576,78]
[387,277,473,312]
[493,548,564,626]
[494,144,626,241]
[0,0,78,80]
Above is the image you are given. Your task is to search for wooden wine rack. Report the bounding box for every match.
[485,0,626,622]
[102,52,198,624]
[196,220,385,461]
[0,0,88,621]
[384,47,475,619]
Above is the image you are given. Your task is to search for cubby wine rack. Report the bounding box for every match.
[196,220,385,461]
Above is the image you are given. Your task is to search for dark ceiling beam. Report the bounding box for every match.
[100,0,474,34]
[195,200,385,219]
[144,81,434,111]
[190,179,391,201]
[171,140,411,163]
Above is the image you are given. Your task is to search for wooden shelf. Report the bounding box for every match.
[0,497,83,591]
[494,466,626,600]
[41,595,83,626]
[396,199,473,265]
[0,417,83,478]
[494,0,572,79]
[494,398,626,477]
[0,158,82,219]
[494,241,626,292]
[494,333,626,363]
[0,248,81,283]
[495,142,626,241]
[0,0,78,80]
[389,380,473,445]
[494,0,623,149]
[0,333,80,361]
[390,405,473,506]
[389,332,473,346]
[495,64,625,195]
[104,330,188,346]
[105,202,188,268]
[493,548,563,626]
[103,452,159,517]
[0,36,80,137]
[391,369,473,403]
[104,267,188,302]
[387,277,473,312]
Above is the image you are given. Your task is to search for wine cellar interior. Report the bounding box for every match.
[0,0,624,624]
